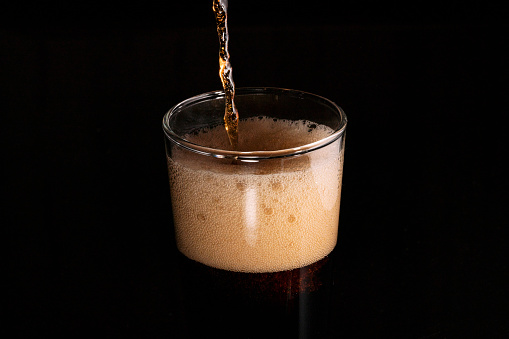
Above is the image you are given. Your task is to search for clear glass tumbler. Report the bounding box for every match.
[163,87,347,338]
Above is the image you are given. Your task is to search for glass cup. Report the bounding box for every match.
[163,87,347,338]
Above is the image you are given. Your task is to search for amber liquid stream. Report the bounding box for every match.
[212,0,239,148]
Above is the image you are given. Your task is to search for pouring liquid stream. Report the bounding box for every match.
[213,0,239,148]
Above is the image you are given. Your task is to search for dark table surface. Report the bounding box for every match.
[4,1,508,338]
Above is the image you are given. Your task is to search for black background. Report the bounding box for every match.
[3,1,508,338]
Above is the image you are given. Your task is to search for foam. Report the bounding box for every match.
[168,116,344,273]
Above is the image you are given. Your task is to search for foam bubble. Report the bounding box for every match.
[168,116,344,273]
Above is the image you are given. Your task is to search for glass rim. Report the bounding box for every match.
[162,87,347,160]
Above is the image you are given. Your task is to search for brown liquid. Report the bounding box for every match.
[177,248,335,338]
[212,0,239,147]
[168,117,344,337]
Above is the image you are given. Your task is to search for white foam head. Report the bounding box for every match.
[168,117,344,273]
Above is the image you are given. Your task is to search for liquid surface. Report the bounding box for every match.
[168,117,344,273]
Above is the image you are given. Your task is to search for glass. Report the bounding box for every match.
[163,87,347,338]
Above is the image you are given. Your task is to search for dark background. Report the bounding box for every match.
[3,1,508,338]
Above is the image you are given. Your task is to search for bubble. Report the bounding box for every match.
[262,204,274,215]
[236,182,246,191]
[288,215,296,223]
[271,181,283,192]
